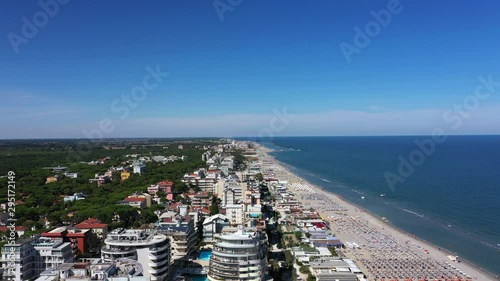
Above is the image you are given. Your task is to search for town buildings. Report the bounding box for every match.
[88,174,110,187]
[182,169,220,193]
[63,193,86,202]
[225,204,244,225]
[120,170,131,181]
[188,192,211,209]
[148,180,175,201]
[208,226,268,281]
[42,226,91,256]
[1,237,74,281]
[101,229,169,281]
[202,214,230,243]
[74,218,108,239]
[34,259,154,281]
[156,211,197,264]
[45,176,59,184]
[132,161,146,174]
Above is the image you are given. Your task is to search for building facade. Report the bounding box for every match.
[1,237,74,281]
[101,229,169,281]
[208,226,268,281]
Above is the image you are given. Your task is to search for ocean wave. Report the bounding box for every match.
[480,241,500,251]
[320,178,331,183]
[402,208,425,218]
[352,189,363,195]
[271,143,301,151]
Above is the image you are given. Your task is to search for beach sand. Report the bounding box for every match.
[254,143,497,281]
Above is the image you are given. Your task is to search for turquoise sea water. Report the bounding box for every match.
[248,136,500,276]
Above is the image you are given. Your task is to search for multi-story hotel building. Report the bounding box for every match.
[0,237,74,281]
[157,215,197,264]
[208,226,268,281]
[101,228,169,281]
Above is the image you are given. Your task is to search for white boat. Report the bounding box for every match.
[380,194,386,197]
[361,196,365,200]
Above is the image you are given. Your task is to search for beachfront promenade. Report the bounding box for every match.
[255,144,496,281]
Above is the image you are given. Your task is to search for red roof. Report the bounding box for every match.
[124,197,146,203]
[312,222,326,228]
[75,218,108,229]
[158,180,174,186]
[169,202,181,210]
[0,226,27,232]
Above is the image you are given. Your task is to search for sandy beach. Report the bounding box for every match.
[254,143,497,281]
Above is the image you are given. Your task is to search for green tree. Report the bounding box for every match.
[210,196,220,215]
[306,274,316,281]
[140,209,159,225]
[87,231,101,255]
[191,184,201,192]
[294,231,302,241]
[299,265,310,274]
[327,247,338,256]
[156,191,166,199]
[196,219,204,246]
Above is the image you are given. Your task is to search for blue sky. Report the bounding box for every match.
[1,0,500,138]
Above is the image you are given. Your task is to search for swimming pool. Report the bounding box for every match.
[191,276,208,281]
[198,250,212,260]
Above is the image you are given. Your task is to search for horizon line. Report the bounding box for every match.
[1,134,500,141]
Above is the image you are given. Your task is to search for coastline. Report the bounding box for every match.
[254,143,498,281]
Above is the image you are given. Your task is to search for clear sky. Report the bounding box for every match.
[1,0,500,138]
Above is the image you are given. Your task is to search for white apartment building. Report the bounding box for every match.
[1,237,74,281]
[219,180,246,206]
[208,226,268,281]
[101,229,169,281]
[182,169,219,192]
[132,161,146,174]
[202,214,230,243]
[225,204,244,225]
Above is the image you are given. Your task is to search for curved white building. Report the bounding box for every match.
[208,226,268,281]
[101,228,169,281]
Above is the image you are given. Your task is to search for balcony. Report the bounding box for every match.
[210,256,239,264]
[239,265,260,272]
[239,259,261,266]
[209,268,239,278]
[148,259,167,268]
[148,251,168,260]
[209,261,239,271]
[248,271,260,277]
[149,245,168,253]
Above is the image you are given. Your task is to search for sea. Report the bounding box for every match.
[244,136,500,276]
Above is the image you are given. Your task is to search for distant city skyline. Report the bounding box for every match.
[1,0,500,139]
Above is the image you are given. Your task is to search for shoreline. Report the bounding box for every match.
[276,158,496,278]
[254,143,498,281]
